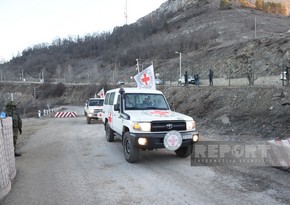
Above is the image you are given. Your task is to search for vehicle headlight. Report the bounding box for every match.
[186,120,196,130]
[193,134,199,142]
[88,109,94,114]
[138,138,148,145]
[133,122,151,132]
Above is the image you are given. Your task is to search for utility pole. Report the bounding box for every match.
[252,52,256,86]
[124,0,128,25]
[227,62,231,86]
[175,51,182,79]
[179,53,182,79]
[33,87,37,98]
[254,17,257,39]
[113,63,116,84]
[136,59,140,73]
[282,55,285,86]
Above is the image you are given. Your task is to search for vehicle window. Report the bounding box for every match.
[109,92,115,105]
[89,99,104,106]
[104,93,110,105]
[124,93,169,110]
[124,94,135,109]
[117,94,120,104]
[90,100,104,106]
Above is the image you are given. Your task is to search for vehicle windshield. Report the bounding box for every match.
[124,93,169,110]
[89,99,104,106]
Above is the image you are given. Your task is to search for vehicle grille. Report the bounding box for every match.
[151,121,186,132]
[94,109,102,113]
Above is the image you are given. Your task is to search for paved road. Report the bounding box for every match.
[1,106,289,205]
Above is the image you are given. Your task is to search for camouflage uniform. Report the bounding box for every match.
[5,101,22,156]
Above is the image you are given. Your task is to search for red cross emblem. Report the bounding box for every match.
[108,112,112,125]
[168,135,178,146]
[97,112,103,118]
[141,73,150,85]
[149,110,170,117]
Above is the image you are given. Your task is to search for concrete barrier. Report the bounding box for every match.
[0,117,16,200]
[55,112,77,118]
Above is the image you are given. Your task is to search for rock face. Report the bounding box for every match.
[157,0,199,14]
[137,0,220,22]
[145,0,290,19]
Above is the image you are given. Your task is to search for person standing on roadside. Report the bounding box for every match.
[184,71,188,86]
[209,69,214,86]
[194,74,200,87]
[5,101,22,157]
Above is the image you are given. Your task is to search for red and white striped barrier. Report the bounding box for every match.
[55,112,77,118]
[267,138,290,168]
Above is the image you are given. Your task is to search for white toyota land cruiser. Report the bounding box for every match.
[102,87,199,163]
[84,98,104,124]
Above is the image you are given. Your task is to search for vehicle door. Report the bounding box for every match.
[103,92,113,125]
[112,94,123,135]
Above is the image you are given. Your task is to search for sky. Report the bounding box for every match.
[0,0,167,62]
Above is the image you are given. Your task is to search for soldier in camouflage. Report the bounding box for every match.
[5,101,22,157]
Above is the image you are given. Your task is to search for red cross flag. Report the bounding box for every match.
[134,65,156,90]
[97,88,105,98]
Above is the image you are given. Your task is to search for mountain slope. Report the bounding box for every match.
[1,0,290,84]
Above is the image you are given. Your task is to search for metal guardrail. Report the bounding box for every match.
[38,107,62,118]
[0,75,287,87]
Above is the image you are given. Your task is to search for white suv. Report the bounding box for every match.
[178,75,195,85]
[102,87,199,163]
[84,98,104,124]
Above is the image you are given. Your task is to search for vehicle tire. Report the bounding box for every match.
[86,117,91,124]
[105,123,114,142]
[123,132,140,163]
[175,144,193,158]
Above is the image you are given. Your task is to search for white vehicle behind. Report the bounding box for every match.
[84,98,104,124]
[178,75,195,85]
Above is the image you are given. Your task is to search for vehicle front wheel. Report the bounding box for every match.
[105,123,114,142]
[175,144,193,158]
[123,132,140,163]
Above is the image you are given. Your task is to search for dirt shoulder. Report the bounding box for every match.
[18,118,50,149]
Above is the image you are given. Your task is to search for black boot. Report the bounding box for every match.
[15,152,22,157]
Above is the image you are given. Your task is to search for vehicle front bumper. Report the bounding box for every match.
[129,130,199,149]
[87,113,101,119]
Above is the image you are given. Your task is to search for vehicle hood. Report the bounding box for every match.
[88,106,103,110]
[125,110,193,121]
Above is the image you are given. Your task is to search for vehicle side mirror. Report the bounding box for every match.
[114,104,120,111]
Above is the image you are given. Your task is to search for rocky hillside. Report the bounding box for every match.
[0,82,289,140]
[0,0,289,140]
[163,85,290,140]
[1,0,290,84]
